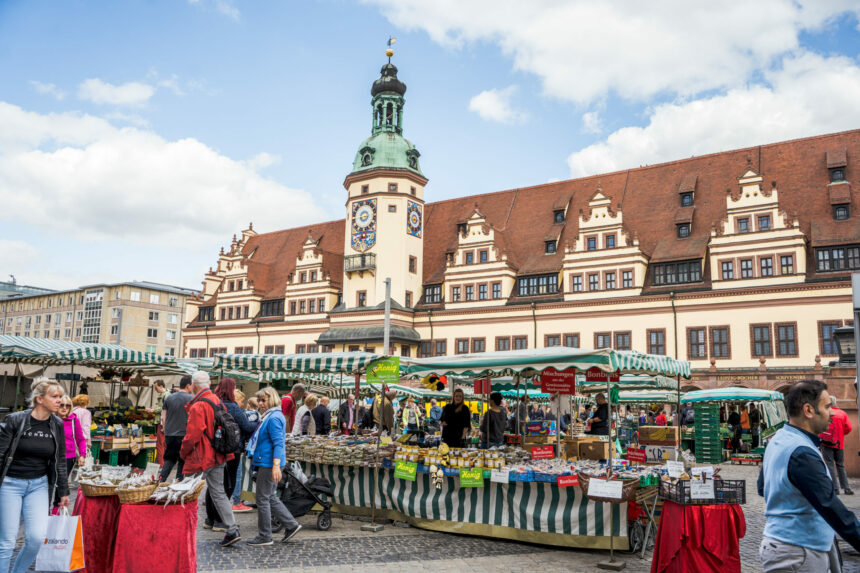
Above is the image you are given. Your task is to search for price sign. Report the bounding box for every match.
[646,445,677,462]
[459,468,484,487]
[626,447,647,464]
[587,478,623,499]
[394,460,417,482]
[584,368,620,383]
[539,367,577,394]
[666,460,684,478]
[691,466,714,479]
[557,475,579,487]
[490,469,509,483]
[690,479,715,500]
[531,445,555,460]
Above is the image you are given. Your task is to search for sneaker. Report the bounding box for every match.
[203,520,214,530]
[845,489,855,495]
[282,524,302,543]
[220,530,242,547]
[211,521,228,532]
[245,535,273,547]
[245,502,257,509]
[232,503,254,513]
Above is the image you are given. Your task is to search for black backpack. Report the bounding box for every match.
[199,397,241,454]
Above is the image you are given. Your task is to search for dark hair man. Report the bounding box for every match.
[758,380,860,572]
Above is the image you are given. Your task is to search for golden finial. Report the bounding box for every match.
[386,36,396,61]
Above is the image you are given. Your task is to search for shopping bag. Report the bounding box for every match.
[35,508,85,572]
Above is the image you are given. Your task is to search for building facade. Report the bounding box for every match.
[183,59,857,395]
[1,281,197,357]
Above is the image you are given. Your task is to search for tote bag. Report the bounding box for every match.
[35,508,85,572]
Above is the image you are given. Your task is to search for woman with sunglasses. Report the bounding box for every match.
[58,396,87,477]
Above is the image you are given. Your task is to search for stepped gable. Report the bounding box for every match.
[241,220,345,298]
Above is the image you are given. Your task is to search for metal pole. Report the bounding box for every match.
[597,373,625,571]
[383,278,391,355]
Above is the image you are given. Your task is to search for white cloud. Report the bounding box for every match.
[78,78,156,106]
[365,0,860,104]
[566,52,860,177]
[243,152,281,170]
[0,240,41,271]
[0,102,326,248]
[188,0,239,20]
[468,86,526,124]
[581,111,602,134]
[29,81,66,101]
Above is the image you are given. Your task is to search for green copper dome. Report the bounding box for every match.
[348,61,423,178]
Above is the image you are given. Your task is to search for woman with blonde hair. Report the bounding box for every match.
[440,388,472,447]
[245,386,301,545]
[0,378,70,573]
[71,394,92,451]
[293,394,318,435]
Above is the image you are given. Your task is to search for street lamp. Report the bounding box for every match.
[833,326,856,365]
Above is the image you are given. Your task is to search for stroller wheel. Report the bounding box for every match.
[317,511,332,531]
[271,517,284,534]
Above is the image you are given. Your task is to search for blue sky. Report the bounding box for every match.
[0,0,858,291]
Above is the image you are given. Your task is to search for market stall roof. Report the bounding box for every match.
[0,335,94,364]
[615,390,679,404]
[212,351,384,375]
[680,387,785,404]
[0,335,179,371]
[386,383,451,399]
[400,348,691,379]
[577,374,680,394]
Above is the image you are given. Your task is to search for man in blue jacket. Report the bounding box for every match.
[758,380,860,571]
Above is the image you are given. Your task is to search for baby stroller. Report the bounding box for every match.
[272,463,334,532]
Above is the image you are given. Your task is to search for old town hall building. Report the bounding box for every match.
[183,59,858,397]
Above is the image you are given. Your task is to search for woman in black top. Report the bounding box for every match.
[440,389,472,448]
[480,392,507,448]
[0,378,69,573]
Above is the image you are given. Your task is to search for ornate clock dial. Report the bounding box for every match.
[355,204,374,228]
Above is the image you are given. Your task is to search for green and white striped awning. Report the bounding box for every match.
[401,348,691,380]
[615,390,679,404]
[0,335,179,371]
[577,374,680,394]
[213,352,383,375]
[680,387,785,404]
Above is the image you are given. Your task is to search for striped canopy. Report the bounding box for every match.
[680,387,785,404]
[615,390,679,404]
[0,335,179,371]
[577,374,680,394]
[401,348,691,379]
[213,352,383,375]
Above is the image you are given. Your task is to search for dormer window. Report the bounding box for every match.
[545,241,556,254]
[479,250,488,263]
[587,237,597,251]
[676,223,690,238]
[605,235,616,249]
[465,252,474,265]
[834,204,850,220]
[830,168,846,183]
[457,223,467,235]
[680,192,694,207]
[553,209,565,223]
[757,215,771,231]
[737,218,750,233]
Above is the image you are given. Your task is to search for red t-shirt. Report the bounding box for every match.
[281,395,296,430]
[655,413,667,426]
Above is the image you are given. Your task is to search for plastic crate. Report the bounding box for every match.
[659,479,746,505]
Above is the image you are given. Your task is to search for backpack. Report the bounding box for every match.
[199,397,241,454]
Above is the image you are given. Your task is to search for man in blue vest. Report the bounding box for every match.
[758,380,860,571]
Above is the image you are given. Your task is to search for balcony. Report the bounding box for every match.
[344,253,376,273]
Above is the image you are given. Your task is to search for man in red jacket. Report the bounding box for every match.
[180,371,241,546]
[280,383,306,432]
[819,396,854,495]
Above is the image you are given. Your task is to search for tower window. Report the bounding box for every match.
[676,223,690,238]
[361,185,369,194]
[830,168,846,183]
[388,182,398,192]
[388,204,396,213]
[544,241,556,254]
[553,210,565,223]
[834,204,849,220]
[410,187,416,196]
[680,192,694,207]
[408,256,417,273]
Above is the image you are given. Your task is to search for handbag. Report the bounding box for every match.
[35,508,85,572]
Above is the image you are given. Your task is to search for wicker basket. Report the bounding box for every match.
[578,473,640,504]
[152,480,206,505]
[80,483,118,497]
[117,483,159,504]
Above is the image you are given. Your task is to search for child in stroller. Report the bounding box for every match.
[271,463,334,532]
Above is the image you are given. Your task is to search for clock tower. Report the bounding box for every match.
[342,55,427,310]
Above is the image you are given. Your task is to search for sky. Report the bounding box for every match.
[1,0,859,291]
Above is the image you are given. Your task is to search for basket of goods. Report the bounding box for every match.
[78,466,133,497]
[115,474,160,504]
[578,473,640,504]
[80,481,118,497]
[150,475,206,506]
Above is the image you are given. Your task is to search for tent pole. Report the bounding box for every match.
[13,360,22,411]
[596,373,624,571]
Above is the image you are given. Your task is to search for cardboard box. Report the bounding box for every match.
[527,420,557,436]
[639,425,679,446]
[523,435,553,446]
[579,441,610,460]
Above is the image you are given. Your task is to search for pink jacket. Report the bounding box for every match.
[63,413,87,459]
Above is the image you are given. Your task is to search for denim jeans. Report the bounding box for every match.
[255,466,298,540]
[231,455,244,504]
[203,464,238,536]
[0,475,50,573]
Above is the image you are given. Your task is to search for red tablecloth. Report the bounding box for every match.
[651,500,745,573]
[111,501,198,573]
[72,489,122,573]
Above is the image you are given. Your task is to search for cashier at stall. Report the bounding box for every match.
[586,393,609,436]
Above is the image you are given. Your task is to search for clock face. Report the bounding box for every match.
[355,204,374,228]
[406,201,422,238]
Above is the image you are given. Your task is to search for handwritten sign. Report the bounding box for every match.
[367,357,400,385]
[490,470,509,484]
[691,466,714,479]
[459,468,484,487]
[587,478,623,499]
[626,447,647,464]
[531,445,555,460]
[666,460,684,478]
[394,460,417,482]
[557,475,579,487]
[540,367,577,394]
[690,479,715,500]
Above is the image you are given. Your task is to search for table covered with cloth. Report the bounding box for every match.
[651,500,746,573]
[111,500,198,573]
[72,489,121,573]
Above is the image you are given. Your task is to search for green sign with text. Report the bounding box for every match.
[367,357,400,386]
[394,460,417,481]
[459,468,484,487]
